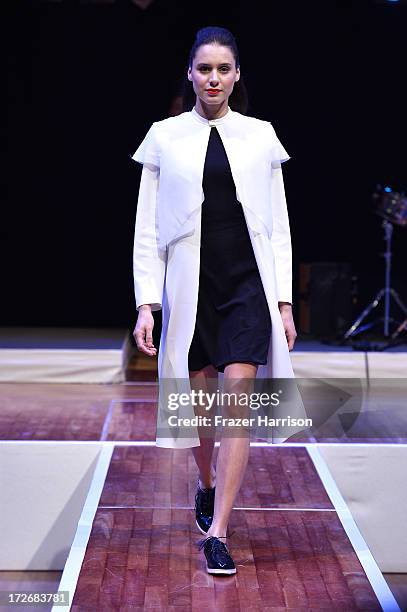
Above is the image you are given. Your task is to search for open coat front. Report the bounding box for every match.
[132,106,306,448]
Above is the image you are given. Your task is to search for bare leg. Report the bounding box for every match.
[206,362,257,538]
[189,364,218,489]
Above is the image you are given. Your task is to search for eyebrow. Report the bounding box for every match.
[196,62,232,67]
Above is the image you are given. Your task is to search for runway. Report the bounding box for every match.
[65,442,388,610]
[1,373,404,611]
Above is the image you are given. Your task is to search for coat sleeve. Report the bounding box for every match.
[133,162,166,312]
[132,122,160,167]
[269,124,293,305]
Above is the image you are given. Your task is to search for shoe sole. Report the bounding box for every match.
[196,519,209,536]
[207,566,236,575]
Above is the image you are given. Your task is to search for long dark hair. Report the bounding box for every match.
[181,26,249,114]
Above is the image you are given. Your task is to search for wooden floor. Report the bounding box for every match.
[1,357,405,610]
[1,378,406,443]
[71,446,381,611]
[73,510,378,610]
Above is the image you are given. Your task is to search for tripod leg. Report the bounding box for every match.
[384,288,390,336]
[383,220,393,337]
[390,289,407,317]
[343,289,385,339]
[391,318,407,340]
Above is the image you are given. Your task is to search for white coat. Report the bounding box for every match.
[132,106,307,448]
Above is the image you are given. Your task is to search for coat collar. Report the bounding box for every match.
[150,106,288,249]
[190,105,234,126]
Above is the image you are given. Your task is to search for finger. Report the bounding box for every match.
[137,334,157,355]
[145,329,154,347]
[134,326,157,356]
[135,329,149,351]
[139,344,157,356]
[287,335,292,350]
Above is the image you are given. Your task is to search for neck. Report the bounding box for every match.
[194,98,229,120]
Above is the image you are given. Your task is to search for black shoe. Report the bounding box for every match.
[197,536,236,575]
[194,479,215,535]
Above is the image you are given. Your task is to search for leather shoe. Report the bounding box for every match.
[197,536,236,575]
[194,479,215,535]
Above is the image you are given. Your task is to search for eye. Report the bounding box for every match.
[198,66,231,73]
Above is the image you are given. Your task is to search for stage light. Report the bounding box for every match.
[384,186,393,192]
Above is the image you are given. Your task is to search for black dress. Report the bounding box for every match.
[188,126,271,373]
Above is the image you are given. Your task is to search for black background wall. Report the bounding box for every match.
[4,0,407,329]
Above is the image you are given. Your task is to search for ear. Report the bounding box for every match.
[235,68,241,83]
[187,67,192,81]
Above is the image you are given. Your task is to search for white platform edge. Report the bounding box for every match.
[307,445,401,612]
[52,444,113,612]
[0,349,126,384]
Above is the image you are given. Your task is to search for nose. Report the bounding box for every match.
[209,69,219,85]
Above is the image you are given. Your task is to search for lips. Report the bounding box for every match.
[206,89,221,93]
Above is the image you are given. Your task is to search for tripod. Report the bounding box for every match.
[343,219,407,340]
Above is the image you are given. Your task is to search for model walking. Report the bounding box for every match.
[132,26,297,575]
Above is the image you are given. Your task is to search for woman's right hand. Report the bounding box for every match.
[133,305,157,357]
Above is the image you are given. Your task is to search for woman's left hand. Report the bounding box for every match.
[278,302,297,351]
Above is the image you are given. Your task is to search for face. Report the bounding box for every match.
[187,43,240,108]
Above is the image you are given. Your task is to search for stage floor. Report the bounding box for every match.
[1,380,406,444]
[0,328,406,609]
[69,445,381,610]
[0,379,405,610]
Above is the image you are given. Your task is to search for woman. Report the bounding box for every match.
[132,26,297,575]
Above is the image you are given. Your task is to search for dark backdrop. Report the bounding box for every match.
[4,0,407,329]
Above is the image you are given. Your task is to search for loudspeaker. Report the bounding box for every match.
[298,262,352,337]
